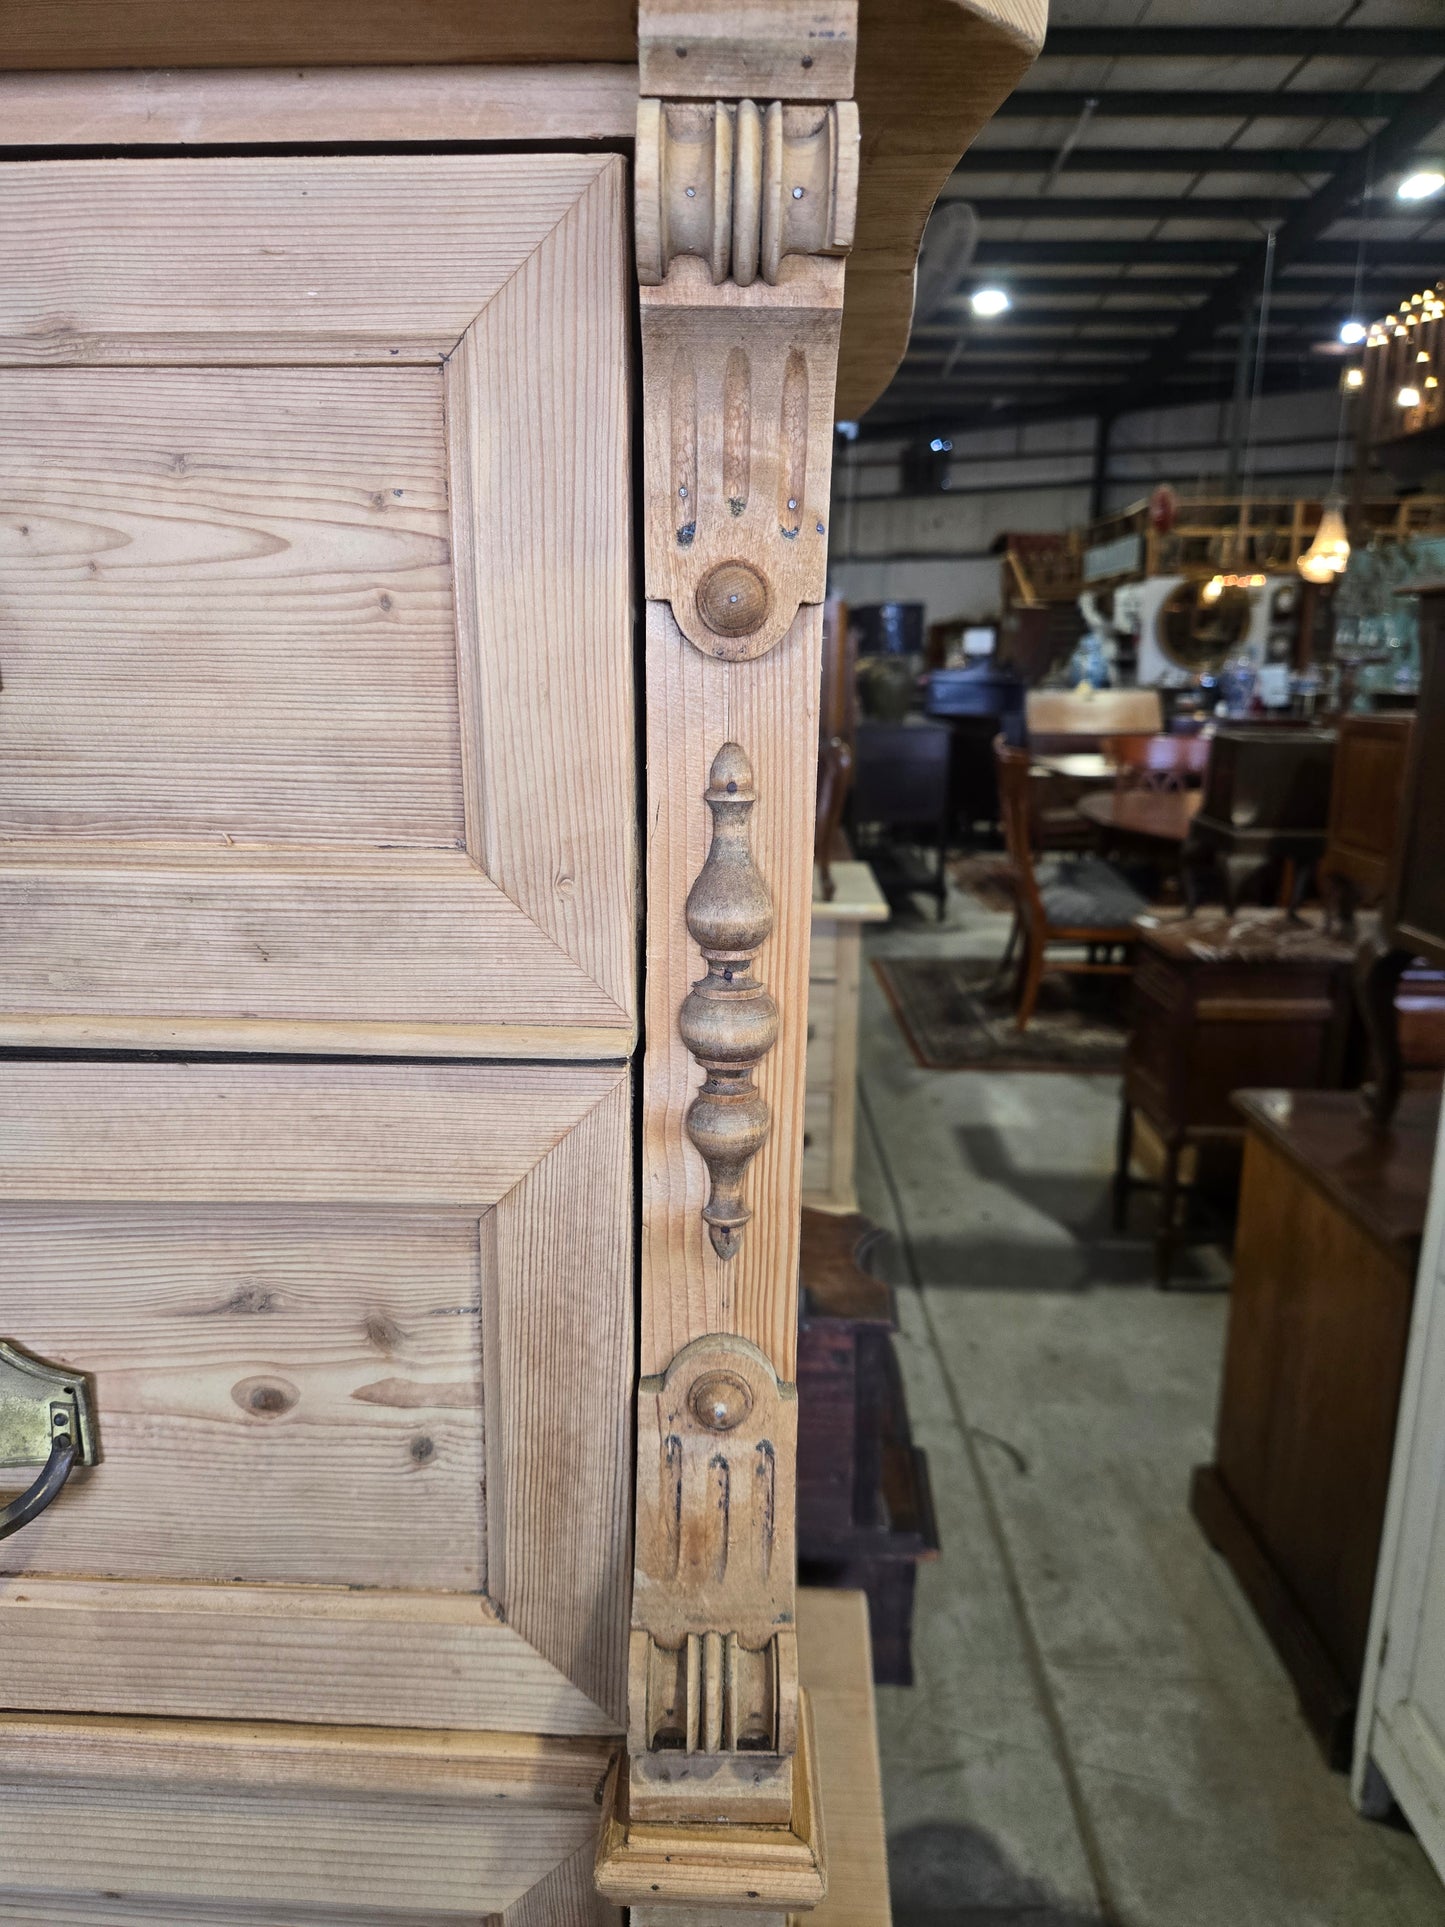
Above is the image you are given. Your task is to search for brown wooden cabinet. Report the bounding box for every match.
[1191,1089,1437,1765]
[0,8,1045,1920]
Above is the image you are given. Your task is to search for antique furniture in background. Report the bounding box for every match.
[1114,912,1357,1286]
[1357,582,1445,1127]
[850,718,954,921]
[805,863,890,1215]
[1104,730,1213,790]
[1321,712,1413,931]
[0,5,1048,1923]
[924,663,1025,842]
[797,1213,938,1690]
[1192,1088,1438,1765]
[1024,685,1163,751]
[995,741,1145,1032]
[1183,724,1337,909]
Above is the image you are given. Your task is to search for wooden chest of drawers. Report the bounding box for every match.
[0,5,1043,1918]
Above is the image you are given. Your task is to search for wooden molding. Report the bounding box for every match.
[626,0,856,1887]
[680,745,779,1262]
[595,1692,825,1910]
[628,1335,799,1821]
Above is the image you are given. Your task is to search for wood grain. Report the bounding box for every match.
[0,155,613,365]
[0,1580,616,1733]
[492,1074,635,1726]
[448,162,636,1020]
[0,2,640,67]
[502,1841,621,1927]
[0,1207,488,1589]
[0,368,461,849]
[0,1061,621,1204]
[0,64,637,145]
[0,1778,602,1921]
[0,155,635,1054]
[0,1061,633,1728]
[641,602,822,1379]
[795,1589,891,1926]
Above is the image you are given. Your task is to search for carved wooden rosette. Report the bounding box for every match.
[681,744,778,1261]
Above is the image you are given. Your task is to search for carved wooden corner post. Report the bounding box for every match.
[596,3,859,1920]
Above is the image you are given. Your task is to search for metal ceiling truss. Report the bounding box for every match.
[865,45,1445,437]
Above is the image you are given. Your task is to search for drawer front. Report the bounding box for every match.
[0,155,633,1058]
[0,1061,632,1734]
[0,1719,619,1926]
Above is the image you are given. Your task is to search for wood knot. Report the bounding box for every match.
[696,560,769,638]
[232,1376,300,1419]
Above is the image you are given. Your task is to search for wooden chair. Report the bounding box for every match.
[1104,731,1211,793]
[995,738,1146,1030]
[815,733,854,901]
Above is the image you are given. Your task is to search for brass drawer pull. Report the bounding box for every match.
[0,1341,96,1543]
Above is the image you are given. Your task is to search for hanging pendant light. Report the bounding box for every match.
[1298,499,1351,584]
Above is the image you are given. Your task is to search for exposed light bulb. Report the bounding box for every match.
[970,287,1011,318]
[1398,169,1445,202]
[1399,385,1422,407]
[1345,367,1364,389]
[1428,376,1440,390]
[1339,319,1367,345]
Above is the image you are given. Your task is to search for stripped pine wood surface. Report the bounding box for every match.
[0,1580,617,1735]
[0,156,611,363]
[0,1062,633,1728]
[0,64,637,145]
[0,1206,490,1590]
[641,605,822,1381]
[0,156,635,1055]
[0,1777,604,1921]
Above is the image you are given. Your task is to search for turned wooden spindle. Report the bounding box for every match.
[680,744,778,1260]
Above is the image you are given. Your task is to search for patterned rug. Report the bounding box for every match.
[873,954,1128,1072]
[948,851,1016,914]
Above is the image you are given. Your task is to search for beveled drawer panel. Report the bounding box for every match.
[0,155,633,1058]
[0,1717,619,1925]
[0,1060,632,1734]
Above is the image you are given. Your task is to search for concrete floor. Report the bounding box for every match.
[856,887,1445,1927]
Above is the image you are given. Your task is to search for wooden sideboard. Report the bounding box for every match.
[0,7,1045,1923]
[805,861,890,1214]
[1192,1089,1437,1765]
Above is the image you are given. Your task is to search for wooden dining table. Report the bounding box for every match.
[1078,787,1202,845]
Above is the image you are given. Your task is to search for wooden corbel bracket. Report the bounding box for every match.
[637,89,858,662]
[625,1334,801,1825]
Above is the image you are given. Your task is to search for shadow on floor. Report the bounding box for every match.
[889,1819,1103,1925]
[881,1119,1229,1292]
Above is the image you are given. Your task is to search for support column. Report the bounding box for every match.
[595,3,859,1916]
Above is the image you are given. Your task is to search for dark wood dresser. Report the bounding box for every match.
[1191,1087,1438,1765]
[1115,910,1356,1283]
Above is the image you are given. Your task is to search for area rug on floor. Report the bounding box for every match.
[947,851,1015,913]
[873,955,1127,1071]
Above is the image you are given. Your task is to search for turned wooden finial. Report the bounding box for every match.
[679,745,778,1260]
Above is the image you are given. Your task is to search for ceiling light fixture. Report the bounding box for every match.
[1398,169,1445,202]
[1298,501,1351,585]
[1399,385,1422,407]
[1345,367,1364,389]
[1339,320,1367,345]
[970,286,1011,318]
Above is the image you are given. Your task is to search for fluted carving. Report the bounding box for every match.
[680,744,778,1261]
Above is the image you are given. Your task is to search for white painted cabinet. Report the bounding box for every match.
[1354,1089,1445,1879]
